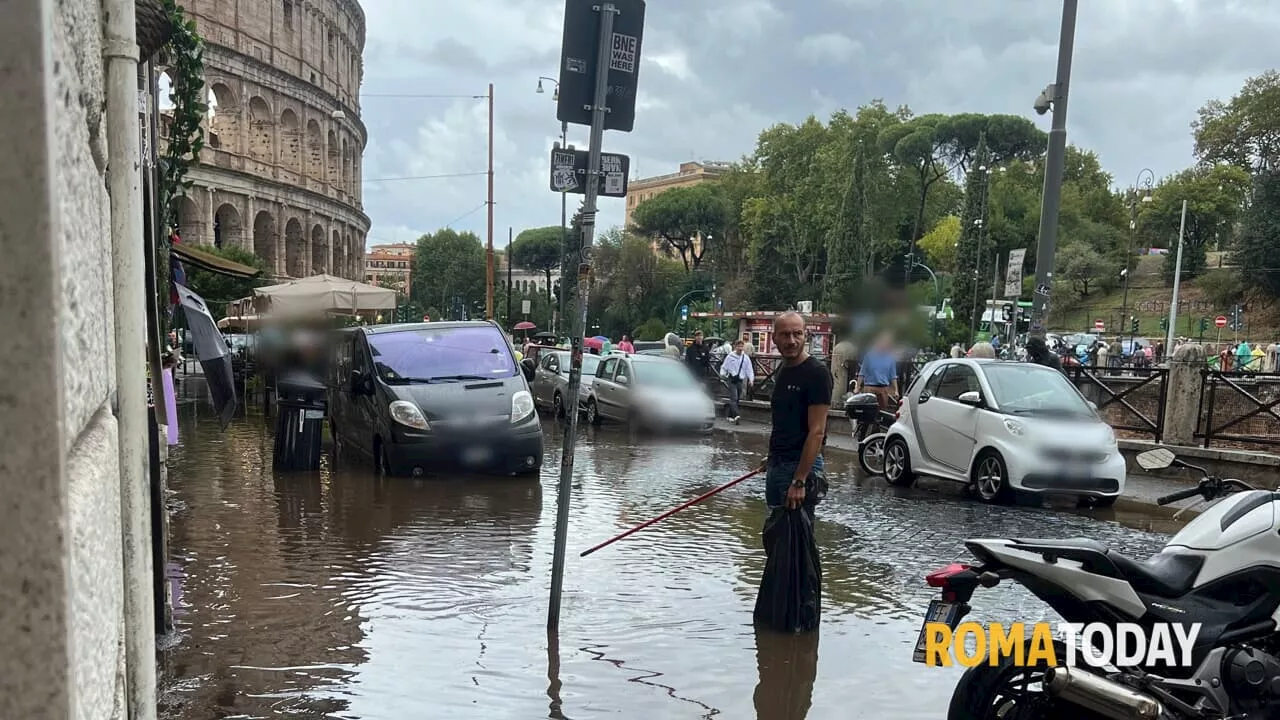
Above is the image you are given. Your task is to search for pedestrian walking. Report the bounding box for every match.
[686,330,711,378]
[763,311,831,515]
[617,335,635,354]
[601,336,614,355]
[831,337,856,399]
[1025,336,1064,373]
[1108,338,1123,370]
[967,341,996,359]
[1097,342,1110,372]
[720,339,754,424]
[854,333,898,411]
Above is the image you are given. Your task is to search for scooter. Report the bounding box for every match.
[925,447,1280,719]
[845,390,901,477]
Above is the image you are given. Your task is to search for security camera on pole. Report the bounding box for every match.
[546,0,646,633]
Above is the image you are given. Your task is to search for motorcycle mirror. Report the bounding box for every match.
[1136,447,1176,471]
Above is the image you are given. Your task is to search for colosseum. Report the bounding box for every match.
[165,0,370,281]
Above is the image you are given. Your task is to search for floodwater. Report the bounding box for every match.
[159,384,1176,720]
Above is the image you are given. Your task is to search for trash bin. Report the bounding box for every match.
[273,371,327,471]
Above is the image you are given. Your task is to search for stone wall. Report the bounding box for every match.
[0,0,131,717]
[166,0,370,281]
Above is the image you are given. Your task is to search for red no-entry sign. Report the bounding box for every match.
[1215,315,1228,328]
[1094,319,1105,331]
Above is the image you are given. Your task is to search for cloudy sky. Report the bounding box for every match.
[356,0,1280,251]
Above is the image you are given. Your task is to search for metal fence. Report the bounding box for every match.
[1196,370,1280,449]
[1063,365,1168,441]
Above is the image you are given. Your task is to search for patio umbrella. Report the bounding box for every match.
[513,321,537,331]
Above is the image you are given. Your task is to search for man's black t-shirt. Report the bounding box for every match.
[769,356,833,462]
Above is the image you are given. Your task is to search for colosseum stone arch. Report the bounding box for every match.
[164,0,370,282]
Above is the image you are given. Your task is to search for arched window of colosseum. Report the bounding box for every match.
[213,203,242,250]
[306,119,323,181]
[352,155,361,203]
[327,130,339,189]
[341,137,351,197]
[332,229,344,277]
[253,211,278,275]
[280,109,301,177]
[247,96,275,168]
[311,225,326,274]
[175,195,202,245]
[346,233,357,275]
[285,218,306,278]
[157,70,177,142]
[206,83,239,153]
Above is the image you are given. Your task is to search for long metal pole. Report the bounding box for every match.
[549,2,615,633]
[559,121,568,335]
[485,83,495,319]
[506,226,512,324]
[1165,199,1188,354]
[991,254,1001,344]
[969,171,990,343]
[1029,0,1078,337]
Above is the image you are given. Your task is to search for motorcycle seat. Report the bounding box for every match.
[1106,551,1203,599]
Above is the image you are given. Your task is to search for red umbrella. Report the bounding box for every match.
[513,321,536,331]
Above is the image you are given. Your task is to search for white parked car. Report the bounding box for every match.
[881,358,1125,506]
[586,354,715,433]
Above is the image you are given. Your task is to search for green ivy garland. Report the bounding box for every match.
[159,0,206,231]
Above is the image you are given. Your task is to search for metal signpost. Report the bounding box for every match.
[1165,199,1189,354]
[549,147,630,197]
[547,0,645,634]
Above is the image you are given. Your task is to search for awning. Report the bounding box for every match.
[172,243,262,279]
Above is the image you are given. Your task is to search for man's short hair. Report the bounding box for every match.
[733,339,744,347]
[773,310,806,331]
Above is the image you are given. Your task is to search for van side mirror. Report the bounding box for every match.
[958,391,983,407]
[349,370,372,395]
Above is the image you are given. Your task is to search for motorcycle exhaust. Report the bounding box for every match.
[1043,666,1163,720]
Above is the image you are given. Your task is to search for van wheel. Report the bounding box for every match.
[587,398,602,426]
[973,451,1012,504]
[553,392,566,419]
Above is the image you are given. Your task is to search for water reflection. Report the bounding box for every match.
[753,629,818,720]
[161,380,1177,719]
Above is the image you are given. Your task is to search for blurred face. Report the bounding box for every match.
[733,340,744,353]
[694,331,703,343]
[774,315,805,359]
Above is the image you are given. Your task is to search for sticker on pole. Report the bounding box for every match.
[550,149,580,193]
[548,147,630,197]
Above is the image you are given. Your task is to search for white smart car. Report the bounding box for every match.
[881,358,1125,506]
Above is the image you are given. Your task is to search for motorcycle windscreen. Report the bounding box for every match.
[754,507,822,633]
[1166,490,1278,551]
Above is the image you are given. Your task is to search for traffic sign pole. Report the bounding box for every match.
[548,0,633,634]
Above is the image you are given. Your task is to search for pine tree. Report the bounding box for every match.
[1235,170,1280,296]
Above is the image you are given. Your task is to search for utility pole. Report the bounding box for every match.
[991,253,1001,343]
[506,227,512,325]
[1165,199,1188,354]
[1029,0,1078,337]
[485,83,495,319]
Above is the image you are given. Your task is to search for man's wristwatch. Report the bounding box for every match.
[790,478,806,489]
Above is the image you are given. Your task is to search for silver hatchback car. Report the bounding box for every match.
[586,354,715,432]
[530,350,602,417]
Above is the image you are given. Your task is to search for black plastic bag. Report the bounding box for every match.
[753,506,823,633]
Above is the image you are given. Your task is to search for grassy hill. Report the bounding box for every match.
[1049,253,1277,343]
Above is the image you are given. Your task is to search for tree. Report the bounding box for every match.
[1234,170,1280,296]
[411,228,485,319]
[1140,165,1250,284]
[630,183,726,272]
[510,225,562,312]
[1056,239,1114,297]
[951,135,992,329]
[918,215,961,272]
[183,245,268,320]
[1193,70,1280,171]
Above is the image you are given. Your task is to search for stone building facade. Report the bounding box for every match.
[364,241,413,295]
[168,0,370,281]
[623,161,730,228]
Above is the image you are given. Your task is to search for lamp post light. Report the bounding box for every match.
[538,76,570,334]
[1120,167,1155,347]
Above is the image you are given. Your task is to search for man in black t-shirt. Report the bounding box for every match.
[765,312,832,515]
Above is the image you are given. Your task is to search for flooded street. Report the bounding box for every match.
[160,388,1179,719]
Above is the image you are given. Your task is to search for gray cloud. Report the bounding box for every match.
[357,0,1280,249]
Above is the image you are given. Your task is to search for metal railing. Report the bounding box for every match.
[1197,370,1280,449]
[1064,364,1168,441]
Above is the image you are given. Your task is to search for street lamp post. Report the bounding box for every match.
[968,165,995,344]
[538,77,569,334]
[1120,168,1154,348]
[909,255,941,345]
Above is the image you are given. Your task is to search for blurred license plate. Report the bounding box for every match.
[462,447,491,465]
[912,599,964,664]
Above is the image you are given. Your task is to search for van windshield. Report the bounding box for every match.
[367,326,516,383]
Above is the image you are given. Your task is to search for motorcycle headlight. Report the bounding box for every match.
[1003,418,1025,437]
[511,390,535,423]
[389,400,429,430]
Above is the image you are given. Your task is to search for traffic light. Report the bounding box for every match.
[551,280,561,304]
[1160,317,1168,332]
[1130,316,1139,334]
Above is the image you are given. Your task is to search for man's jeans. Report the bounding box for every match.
[726,378,743,418]
[765,455,827,521]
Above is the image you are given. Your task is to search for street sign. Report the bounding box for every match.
[1215,315,1227,328]
[1004,249,1025,298]
[548,146,630,197]
[1094,319,1104,331]
[521,300,532,315]
[556,0,646,133]
[1001,304,1014,323]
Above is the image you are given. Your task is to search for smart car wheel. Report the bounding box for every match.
[883,436,915,486]
[973,451,1011,504]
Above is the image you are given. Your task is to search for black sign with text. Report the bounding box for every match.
[556,0,645,132]
[549,147,630,197]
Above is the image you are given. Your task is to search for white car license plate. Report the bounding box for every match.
[912,599,965,664]
[462,446,491,466]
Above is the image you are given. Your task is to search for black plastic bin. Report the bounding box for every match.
[273,371,327,471]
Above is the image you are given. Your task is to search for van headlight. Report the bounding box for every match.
[389,400,429,430]
[511,390,535,423]
[1003,418,1025,437]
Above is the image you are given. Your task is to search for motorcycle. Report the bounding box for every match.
[845,390,901,477]
[929,447,1280,719]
